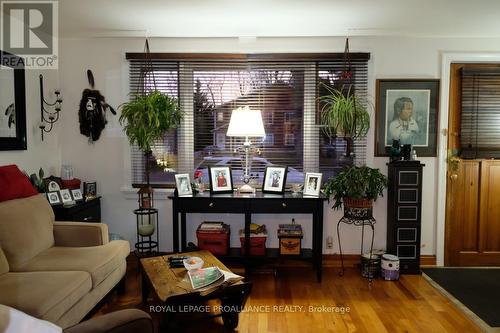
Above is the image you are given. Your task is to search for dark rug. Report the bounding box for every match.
[422,268,500,327]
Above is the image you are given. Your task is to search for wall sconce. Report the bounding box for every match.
[39,74,62,141]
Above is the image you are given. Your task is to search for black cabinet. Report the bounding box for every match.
[52,197,101,222]
[387,161,424,274]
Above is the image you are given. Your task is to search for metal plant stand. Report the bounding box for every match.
[337,214,376,283]
[134,208,159,256]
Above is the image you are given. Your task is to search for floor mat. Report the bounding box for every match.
[422,267,500,327]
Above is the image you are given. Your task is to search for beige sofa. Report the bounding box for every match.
[0,194,130,329]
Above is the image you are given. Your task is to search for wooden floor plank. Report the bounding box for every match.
[94,259,482,332]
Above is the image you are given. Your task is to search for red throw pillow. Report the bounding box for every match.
[0,165,38,202]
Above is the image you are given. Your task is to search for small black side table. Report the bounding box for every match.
[53,197,101,222]
[337,215,376,282]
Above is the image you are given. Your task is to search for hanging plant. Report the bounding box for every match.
[119,39,183,187]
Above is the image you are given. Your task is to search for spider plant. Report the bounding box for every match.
[318,84,370,157]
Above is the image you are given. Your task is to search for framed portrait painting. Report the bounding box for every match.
[208,166,233,194]
[375,79,440,157]
[262,166,287,193]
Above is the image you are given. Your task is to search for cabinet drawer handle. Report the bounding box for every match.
[282,202,287,208]
[209,202,214,208]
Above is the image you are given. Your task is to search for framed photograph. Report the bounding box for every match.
[83,182,97,201]
[71,189,83,201]
[262,166,287,193]
[175,174,193,196]
[46,191,61,205]
[375,79,440,157]
[43,176,62,192]
[208,166,233,194]
[59,189,73,204]
[303,172,323,196]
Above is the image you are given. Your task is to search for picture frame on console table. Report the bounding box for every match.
[303,172,322,197]
[208,166,233,194]
[375,79,439,157]
[175,173,193,196]
[262,166,287,194]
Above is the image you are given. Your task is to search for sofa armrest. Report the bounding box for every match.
[63,309,152,333]
[53,222,109,247]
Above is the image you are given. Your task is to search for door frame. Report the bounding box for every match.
[436,52,500,266]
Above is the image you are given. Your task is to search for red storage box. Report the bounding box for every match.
[239,230,267,256]
[196,224,230,256]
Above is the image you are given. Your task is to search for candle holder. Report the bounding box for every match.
[39,74,63,141]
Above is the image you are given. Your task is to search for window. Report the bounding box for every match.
[127,53,370,186]
[461,65,500,158]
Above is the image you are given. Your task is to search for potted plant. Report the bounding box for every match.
[318,84,370,158]
[119,90,182,192]
[323,165,388,218]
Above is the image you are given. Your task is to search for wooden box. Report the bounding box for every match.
[196,224,230,256]
[278,236,302,256]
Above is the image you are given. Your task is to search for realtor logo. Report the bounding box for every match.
[1,0,58,69]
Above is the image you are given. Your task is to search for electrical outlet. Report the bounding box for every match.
[326,236,333,249]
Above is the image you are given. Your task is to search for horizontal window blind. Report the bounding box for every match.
[461,66,500,159]
[127,53,370,186]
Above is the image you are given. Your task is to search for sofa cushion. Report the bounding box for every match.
[16,240,129,288]
[0,194,55,270]
[0,165,38,202]
[0,271,91,323]
[0,247,9,275]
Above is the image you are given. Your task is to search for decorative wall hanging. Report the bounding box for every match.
[39,74,63,141]
[78,70,116,143]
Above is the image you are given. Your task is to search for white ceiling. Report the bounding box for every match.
[59,0,500,38]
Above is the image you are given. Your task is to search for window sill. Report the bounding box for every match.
[120,187,174,201]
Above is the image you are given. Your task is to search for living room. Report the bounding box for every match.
[1,1,500,332]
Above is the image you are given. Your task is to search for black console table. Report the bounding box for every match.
[168,192,327,282]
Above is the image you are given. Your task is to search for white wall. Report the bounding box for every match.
[58,36,500,255]
[0,70,61,177]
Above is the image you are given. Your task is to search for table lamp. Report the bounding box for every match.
[227,106,266,192]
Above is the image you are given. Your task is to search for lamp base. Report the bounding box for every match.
[238,184,255,193]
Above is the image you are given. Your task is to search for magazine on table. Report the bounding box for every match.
[185,267,243,293]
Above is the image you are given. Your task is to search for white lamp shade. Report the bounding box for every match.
[226,106,266,137]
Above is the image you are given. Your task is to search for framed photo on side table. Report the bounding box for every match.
[303,172,322,196]
[175,174,193,196]
[208,166,233,194]
[47,191,61,205]
[262,166,287,193]
[59,189,73,204]
[71,189,83,201]
[83,182,97,201]
[375,79,440,157]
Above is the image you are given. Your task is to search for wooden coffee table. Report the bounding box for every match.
[140,250,252,330]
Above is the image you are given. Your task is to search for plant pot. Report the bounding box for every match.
[343,197,373,219]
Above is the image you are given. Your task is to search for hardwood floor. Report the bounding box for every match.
[95,258,481,333]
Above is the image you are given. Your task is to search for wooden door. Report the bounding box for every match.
[445,63,500,266]
[445,160,500,265]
